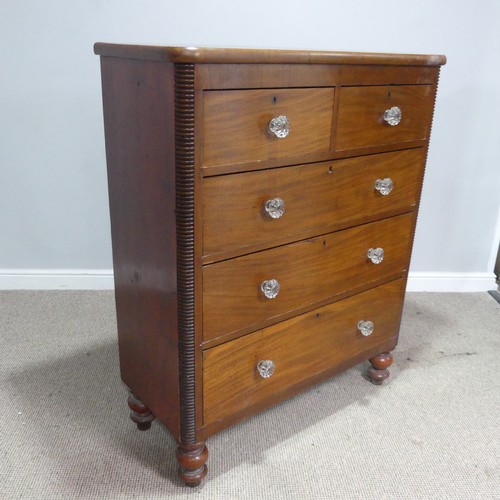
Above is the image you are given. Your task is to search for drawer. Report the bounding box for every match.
[203,212,413,342]
[202,88,335,167]
[203,148,424,258]
[335,85,434,150]
[203,278,405,426]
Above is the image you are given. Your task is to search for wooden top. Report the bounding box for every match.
[94,43,446,66]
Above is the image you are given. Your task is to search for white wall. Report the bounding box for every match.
[1,0,499,290]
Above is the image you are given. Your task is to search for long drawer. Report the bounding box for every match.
[203,212,414,342]
[203,278,405,426]
[202,88,335,167]
[203,148,424,258]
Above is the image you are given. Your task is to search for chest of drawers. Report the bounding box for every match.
[94,44,445,486]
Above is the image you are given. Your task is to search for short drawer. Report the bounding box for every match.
[335,85,434,150]
[203,148,424,258]
[203,212,413,342]
[202,88,335,167]
[203,278,405,426]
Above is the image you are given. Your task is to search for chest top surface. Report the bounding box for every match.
[94,43,446,66]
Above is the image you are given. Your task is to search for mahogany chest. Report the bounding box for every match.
[94,44,445,486]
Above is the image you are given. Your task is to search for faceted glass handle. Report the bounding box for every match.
[375,178,394,196]
[357,320,374,337]
[257,359,276,378]
[383,106,402,126]
[264,197,285,219]
[367,247,384,264]
[260,279,280,299]
[268,115,291,138]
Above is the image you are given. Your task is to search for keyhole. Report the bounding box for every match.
[272,96,278,103]
[388,91,391,98]
[328,166,333,174]
[323,240,326,247]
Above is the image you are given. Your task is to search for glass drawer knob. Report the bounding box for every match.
[357,320,374,337]
[257,360,275,378]
[260,279,280,299]
[367,247,384,264]
[375,178,394,196]
[268,115,291,138]
[383,106,402,126]
[264,197,285,219]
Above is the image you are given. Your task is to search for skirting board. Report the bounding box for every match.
[406,272,496,292]
[0,269,114,290]
[0,269,496,292]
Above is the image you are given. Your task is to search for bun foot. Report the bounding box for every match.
[127,392,155,430]
[176,442,208,487]
[367,352,393,385]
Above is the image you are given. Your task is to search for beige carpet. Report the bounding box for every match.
[1,290,499,499]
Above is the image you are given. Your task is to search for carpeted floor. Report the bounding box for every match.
[0,291,499,499]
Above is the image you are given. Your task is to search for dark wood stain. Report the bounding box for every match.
[95,44,445,486]
[99,56,180,438]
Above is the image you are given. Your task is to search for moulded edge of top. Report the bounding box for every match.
[93,43,447,66]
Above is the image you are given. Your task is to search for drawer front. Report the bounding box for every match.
[203,278,405,426]
[203,148,424,257]
[335,85,434,150]
[203,212,413,342]
[202,88,335,167]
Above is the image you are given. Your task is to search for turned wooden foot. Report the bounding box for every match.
[176,442,208,487]
[127,392,155,430]
[367,352,393,385]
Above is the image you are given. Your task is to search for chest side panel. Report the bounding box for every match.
[99,57,180,438]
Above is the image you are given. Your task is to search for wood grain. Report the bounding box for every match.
[99,57,180,438]
[202,148,425,258]
[202,212,414,342]
[203,278,405,426]
[202,88,334,167]
[96,45,445,486]
[198,64,439,90]
[335,85,434,150]
[94,43,446,66]
[200,141,427,178]
[201,335,398,437]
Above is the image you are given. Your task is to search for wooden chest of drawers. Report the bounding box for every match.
[94,44,445,486]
